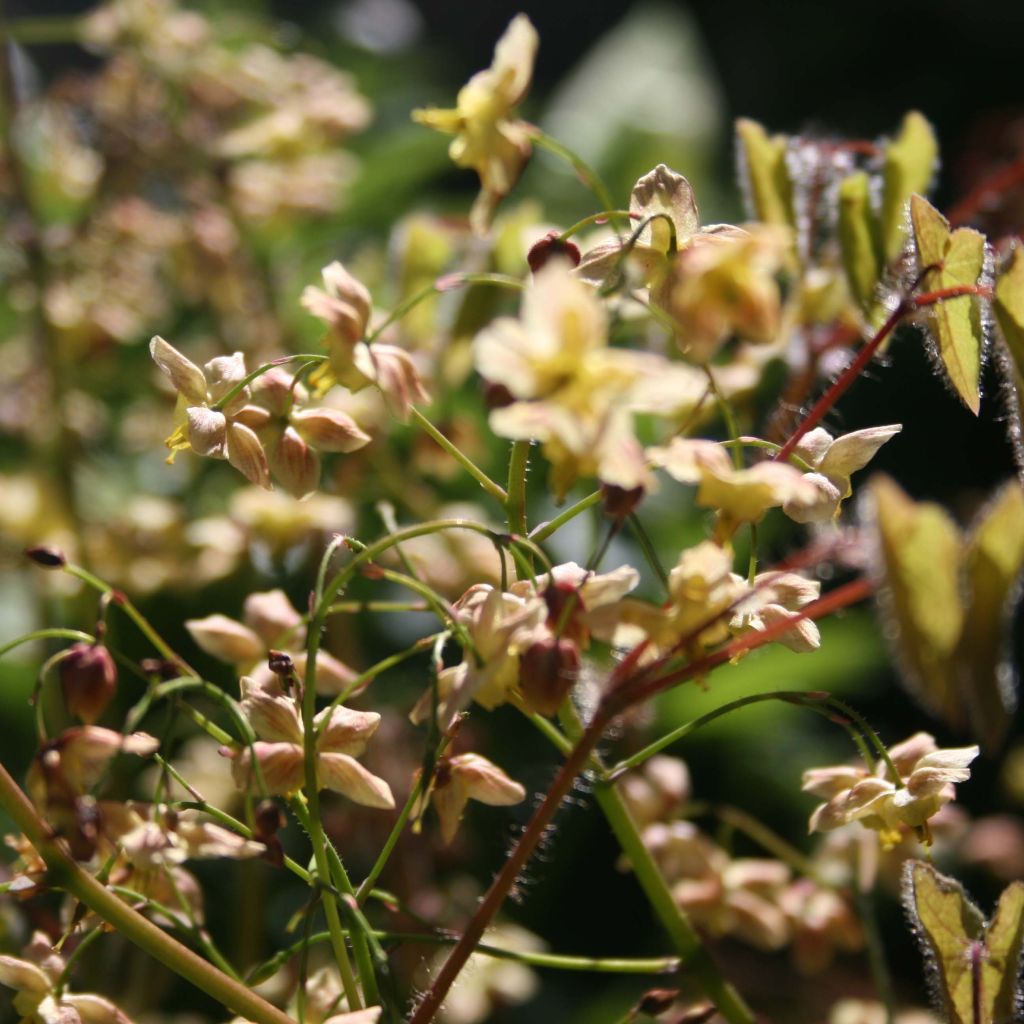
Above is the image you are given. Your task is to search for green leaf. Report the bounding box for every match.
[910,194,986,413]
[881,111,938,260]
[735,118,792,227]
[903,860,1024,1024]
[871,474,964,724]
[838,171,883,312]
[994,247,1024,370]
[954,482,1024,751]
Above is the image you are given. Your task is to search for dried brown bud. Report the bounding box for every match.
[519,635,580,716]
[25,545,67,569]
[637,989,682,1016]
[140,657,181,680]
[267,650,294,678]
[254,799,286,839]
[60,643,117,724]
[527,230,581,273]
[601,483,645,522]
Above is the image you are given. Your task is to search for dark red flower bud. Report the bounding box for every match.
[519,635,580,717]
[527,230,581,274]
[267,650,294,678]
[482,380,515,411]
[543,580,587,645]
[140,657,181,680]
[637,989,682,1016]
[254,799,286,868]
[25,545,66,569]
[59,643,117,724]
[601,483,645,522]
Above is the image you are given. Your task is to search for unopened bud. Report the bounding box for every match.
[601,483,645,522]
[482,380,515,411]
[637,989,681,1016]
[268,426,320,500]
[519,635,580,717]
[527,231,581,274]
[25,545,67,569]
[254,799,286,838]
[140,657,181,680]
[60,643,117,724]
[267,650,294,678]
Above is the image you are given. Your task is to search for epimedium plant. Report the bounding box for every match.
[2,7,1024,1024]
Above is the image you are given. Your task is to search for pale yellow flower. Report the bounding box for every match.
[803,732,979,846]
[413,15,539,231]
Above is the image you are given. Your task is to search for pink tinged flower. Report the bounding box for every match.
[730,571,822,653]
[186,613,265,664]
[266,425,321,499]
[291,408,371,453]
[783,425,902,523]
[431,753,526,844]
[59,643,118,724]
[352,342,430,422]
[30,728,159,799]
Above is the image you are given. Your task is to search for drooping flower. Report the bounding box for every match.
[150,336,270,487]
[186,588,357,694]
[412,15,539,232]
[782,424,902,523]
[803,732,979,847]
[729,571,822,653]
[224,676,394,808]
[0,932,135,1023]
[427,753,526,844]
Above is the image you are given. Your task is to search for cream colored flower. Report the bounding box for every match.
[803,732,979,846]
[412,15,538,231]
[150,336,270,487]
[186,589,357,695]
[429,753,526,844]
[782,424,902,523]
[225,676,394,808]
[0,931,134,1023]
[648,437,821,525]
[729,571,822,653]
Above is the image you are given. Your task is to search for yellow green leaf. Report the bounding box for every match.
[838,171,883,312]
[882,111,938,260]
[903,861,1024,1024]
[871,475,964,723]
[910,194,986,414]
[955,482,1024,751]
[735,118,792,227]
[994,246,1024,370]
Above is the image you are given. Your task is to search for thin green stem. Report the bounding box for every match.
[0,762,295,1024]
[528,489,602,543]
[4,15,83,44]
[506,440,531,537]
[325,599,429,616]
[63,564,197,675]
[558,210,635,241]
[410,408,508,502]
[855,860,895,1024]
[721,437,815,473]
[0,628,94,659]
[527,127,622,230]
[626,513,669,595]
[715,806,824,884]
[212,354,325,414]
[55,927,104,994]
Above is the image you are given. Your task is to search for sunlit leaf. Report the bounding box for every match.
[903,860,1024,1024]
[911,194,986,413]
[839,171,882,312]
[881,111,938,260]
[870,474,964,723]
[955,482,1024,751]
[735,118,792,227]
[994,247,1024,369]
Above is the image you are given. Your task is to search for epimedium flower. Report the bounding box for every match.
[802,732,980,847]
[412,14,539,232]
[648,437,821,531]
[302,261,430,422]
[781,424,902,523]
[666,224,791,364]
[426,753,526,845]
[728,571,822,653]
[186,588,358,695]
[576,164,746,302]
[150,335,270,488]
[223,676,394,808]
[0,931,135,1024]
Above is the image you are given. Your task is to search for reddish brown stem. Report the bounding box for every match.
[409,573,872,1023]
[609,577,874,713]
[947,155,1024,227]
[773,282,991,463]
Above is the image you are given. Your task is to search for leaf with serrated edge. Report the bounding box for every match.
[983,877,1024,1023]
[955,482,1024,751]
[735,118,792,226]
[904,861,985,1024]
[882,112,938,260]
[871,475,964,723]
[911,194,985,413]
[839,171,882,312]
